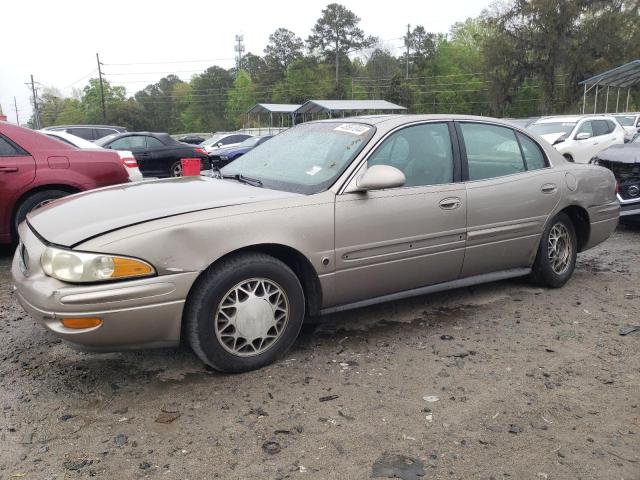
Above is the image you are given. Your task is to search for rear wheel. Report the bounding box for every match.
[531,212,577,288]
[170,161,183,177]
[14,189,69,234]
[184,252,305,373]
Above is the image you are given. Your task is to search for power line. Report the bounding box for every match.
[102,57,236,66]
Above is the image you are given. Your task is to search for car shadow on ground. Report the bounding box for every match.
[22,276,536,400]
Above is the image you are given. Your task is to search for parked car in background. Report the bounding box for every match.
[505,117,539,129]
[96,132,210,177]
[612,113,640,142]
[12,115,618,372]
[42,125,127,141]
[178,134,206,145]
[210,136,273,169]
[528,115,625,163]
[201,132,253,156]
[591,133,640,224]
[42,130,143,182]
[0,121,130,243]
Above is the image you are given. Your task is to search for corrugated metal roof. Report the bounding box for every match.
[296,99,407,114]
[580,60,640,88]
[247,103,301,114]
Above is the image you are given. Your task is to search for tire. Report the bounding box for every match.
[170,161,183,177]
[184,252,305,373]
[13,189,69,234]
[531,212,577,288]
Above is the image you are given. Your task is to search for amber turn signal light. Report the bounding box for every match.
[60,317,102,329]
[111,257,154,278]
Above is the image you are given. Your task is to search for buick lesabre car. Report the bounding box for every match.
[13,115,619,373]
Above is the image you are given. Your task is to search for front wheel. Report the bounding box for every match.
[531,212,577,288]
[184,253,305,373]
[14,189,69,234]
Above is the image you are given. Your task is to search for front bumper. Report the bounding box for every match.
[11,223,199,351]
[620,201,640,220]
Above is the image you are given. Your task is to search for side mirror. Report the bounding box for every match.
[576,132,592,140]
[354,165,406,191]
[217,142,224,148]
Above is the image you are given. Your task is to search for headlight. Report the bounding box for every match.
[41,247,154,283]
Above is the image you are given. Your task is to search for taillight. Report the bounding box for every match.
[121,156,138,168]
[193,147,207,156]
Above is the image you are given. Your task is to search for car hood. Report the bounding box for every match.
[596,144,640,164]
[27,176,300,247]
[539,132,566,144]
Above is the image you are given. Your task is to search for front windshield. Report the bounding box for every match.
[614,115,635,126]
[200,134,224,146]
[528,122,577,136]
[220,122,375,194]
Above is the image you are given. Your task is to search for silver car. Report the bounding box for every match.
[12,115,619,373]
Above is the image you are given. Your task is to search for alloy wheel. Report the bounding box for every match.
[547,223,572,274]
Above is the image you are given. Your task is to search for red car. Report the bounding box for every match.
[0,122,130,243]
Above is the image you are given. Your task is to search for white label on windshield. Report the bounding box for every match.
[306,166,322,176]
[334,123,370,135]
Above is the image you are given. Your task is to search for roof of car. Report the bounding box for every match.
[42,124,127,130]
[533,115,618,123]
[311,114,534,130]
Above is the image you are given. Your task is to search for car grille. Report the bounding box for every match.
[598,161,640,201]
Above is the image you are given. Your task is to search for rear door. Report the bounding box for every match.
[333,121,467,306]
[456,121,561,277]
[0,134,36,237]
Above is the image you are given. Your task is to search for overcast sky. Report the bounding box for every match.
[1,0,490,124]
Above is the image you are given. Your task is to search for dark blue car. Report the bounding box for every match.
[210,136,273,169]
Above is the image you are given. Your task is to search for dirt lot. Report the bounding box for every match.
[0,227,638,480]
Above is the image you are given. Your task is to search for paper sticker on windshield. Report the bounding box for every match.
[306,166,322,176]
[334,123,370,135]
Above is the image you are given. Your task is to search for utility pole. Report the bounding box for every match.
[13,96,19,125]
[26,75,40,129]
[96,53,107,121]
[234,35,245,74]
[405,24,410,80]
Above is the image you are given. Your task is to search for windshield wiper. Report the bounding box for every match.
[220,173,263,187]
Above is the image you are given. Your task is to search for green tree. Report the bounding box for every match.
[307,3,377,88]
[225,70,256,128]
[264,28,304,73]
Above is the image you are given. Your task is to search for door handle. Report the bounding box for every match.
[541,183,557,194]
[439,197,462,210]
[0,166,18,173]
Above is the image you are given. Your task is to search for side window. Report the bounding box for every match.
[220,135,236,145]
[68,127,94,140]
[237,134,252,142]
[576,121,593,137]
[109,136,144,149]
[592,120,610,137]
[0,136,21,156]
[516,132,547,170]
[94,128,116,139]
[368,122,454,187]
[459,123,525,181]
[606,120,617,133]
[145,136,164,148]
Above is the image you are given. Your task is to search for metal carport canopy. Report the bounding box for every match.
[579,60,640,88]
[247,103,301,114]
[295,99,407,115]
[579,60,640,113]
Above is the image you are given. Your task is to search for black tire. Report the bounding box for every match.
[170,161,183,177]
[13,189,69,234]
[184,252,305,373]
[531,212,577,288]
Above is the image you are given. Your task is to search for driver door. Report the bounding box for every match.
[333,122,467,306]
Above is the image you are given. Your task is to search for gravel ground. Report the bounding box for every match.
[0,227,639,480]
